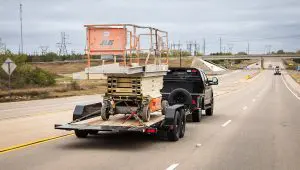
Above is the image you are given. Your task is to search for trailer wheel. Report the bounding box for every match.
[75,130,88,138]
[179,109,186,138]
[141,105,150,122]
[161,100,169,115]
[167,111,181,141]
[101,101,110,121]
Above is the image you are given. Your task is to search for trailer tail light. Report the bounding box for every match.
[145,128,157,134]
[192,69,197,73]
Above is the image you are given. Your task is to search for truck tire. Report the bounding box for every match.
[101,101,110,121]
[167,111,181,141]
[161,100,169,115]
[179,109,186,138]
[206,98,214,116]
[75,130,88,138]
[192,109,201,122]
[141,105,151,122]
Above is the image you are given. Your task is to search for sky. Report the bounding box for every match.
[0,0,300,54]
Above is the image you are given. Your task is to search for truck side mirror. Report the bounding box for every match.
[208,77,218,85]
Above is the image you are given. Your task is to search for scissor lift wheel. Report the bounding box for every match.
[141,105,151,122]
[101,100,111,121]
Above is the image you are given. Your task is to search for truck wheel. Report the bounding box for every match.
[141,105,151,122]
[192,109,201,122]
[179,109,186,138]
[161,100,169,115]
[101,101,110,121]
[75,130,88,138]
[206,98,214,116]
[167,111,181,141]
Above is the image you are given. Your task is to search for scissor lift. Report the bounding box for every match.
[84,24,169,122]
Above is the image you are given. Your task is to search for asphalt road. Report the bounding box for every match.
[1,61,299,170]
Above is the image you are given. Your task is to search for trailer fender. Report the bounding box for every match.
[164,104,184,126]
[73,102,102,120]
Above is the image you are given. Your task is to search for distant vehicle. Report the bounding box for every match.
[274,66,281,75]
[268,64,272,69]
[161,67,218,122]
[256,63,259,65]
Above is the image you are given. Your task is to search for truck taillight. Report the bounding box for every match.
[192,99,196,105]
[145,128,157,133]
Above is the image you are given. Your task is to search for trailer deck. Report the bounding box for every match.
[55,112,165,133]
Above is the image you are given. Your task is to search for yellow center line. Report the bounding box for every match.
[0,133,74,154]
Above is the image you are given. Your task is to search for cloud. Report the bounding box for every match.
[0,0,299,54]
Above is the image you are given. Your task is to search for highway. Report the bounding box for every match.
[0,60,299,170]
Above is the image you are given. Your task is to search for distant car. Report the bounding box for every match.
[274,66,281,75]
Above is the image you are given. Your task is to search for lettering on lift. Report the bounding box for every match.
[100,40,114,46]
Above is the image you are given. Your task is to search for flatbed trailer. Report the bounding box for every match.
[55,102,187,141]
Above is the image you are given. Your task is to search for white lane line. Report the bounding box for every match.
[196,143,202,147]
[243,106,248,110]
[281,75,300,100]
[166,163,179,170]
[222,120,232,127]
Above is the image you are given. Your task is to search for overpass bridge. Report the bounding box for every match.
[201,54,300,60]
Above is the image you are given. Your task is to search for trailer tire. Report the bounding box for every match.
[141,105,150,122]
[179,109,186,138]
[75,130,88,138]
[167,110,181,141]
[101,101,110,121]
[161,100,169,115]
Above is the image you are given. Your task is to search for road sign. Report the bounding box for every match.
[1,58,17,75]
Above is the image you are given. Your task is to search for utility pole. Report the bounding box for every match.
[247,42,250,54]
[265,45,272,54]
[20,3,23,54]
[194,41,197,56]
[219,37,222,54]
[203,38,206,55]
[186,41,192,55]
[227,44,233,54]
[57,32,70,56]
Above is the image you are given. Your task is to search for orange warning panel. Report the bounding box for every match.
[149,97,162,112]
[87,27,127,55]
